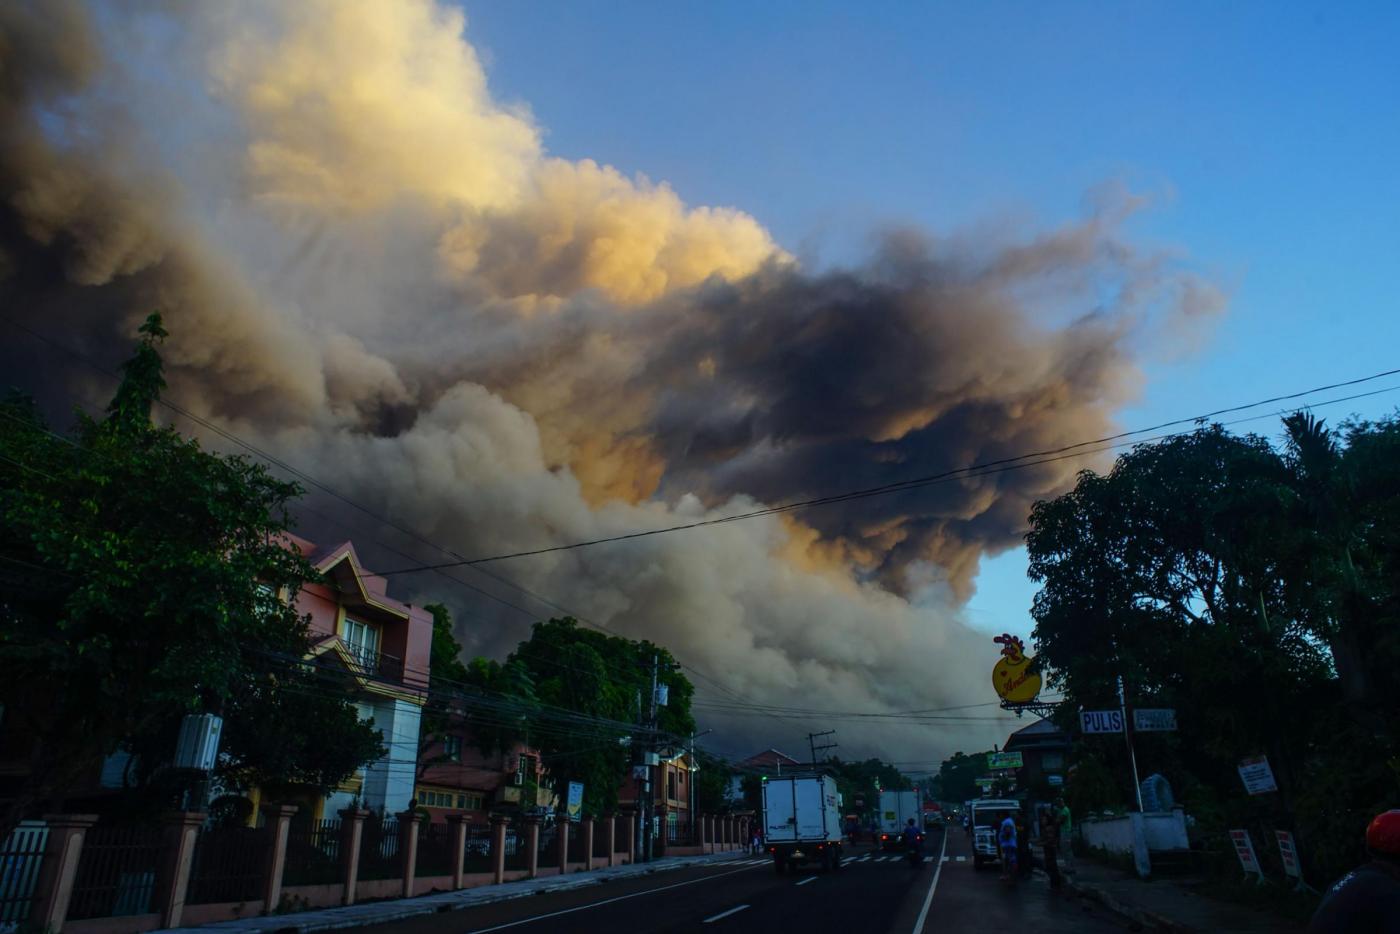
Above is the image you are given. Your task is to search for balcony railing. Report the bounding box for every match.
[345,645,404,684]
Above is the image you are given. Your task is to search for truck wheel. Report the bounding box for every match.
[820,849,832,872]
[774,855,786,874]
[832,848,843,871]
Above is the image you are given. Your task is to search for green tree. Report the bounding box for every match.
[416,603,472,781]
[0,315,382,834]
[468,617,696,817]
[933,751,996,803]
[1026,419,1400,883]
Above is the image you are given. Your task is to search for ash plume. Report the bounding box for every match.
[0,0,1223,761]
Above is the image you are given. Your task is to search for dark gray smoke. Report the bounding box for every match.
[0,0,1223,761]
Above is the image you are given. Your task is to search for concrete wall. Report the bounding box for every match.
[1081,814,1137,855]
[360,697,423,814]
[1081,809,1189,855]
[1142,809,1189,850]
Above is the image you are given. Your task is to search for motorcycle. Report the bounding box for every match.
[906,832,925,868]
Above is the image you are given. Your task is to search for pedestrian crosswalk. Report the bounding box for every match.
[709,851,967,869]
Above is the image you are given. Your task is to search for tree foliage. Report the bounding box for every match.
[932,750,995,803]
[466,617,696,817]
[0,315,382,833]
[1027,419,1400,882]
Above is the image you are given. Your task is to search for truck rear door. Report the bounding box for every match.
[794,779,827,839]
[763,780,798,843]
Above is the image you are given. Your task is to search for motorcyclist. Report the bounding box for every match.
[901,817,923,863]
[1309,810,1400,933]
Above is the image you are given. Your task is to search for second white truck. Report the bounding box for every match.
[878,789,921,849]
[762,773,845,872]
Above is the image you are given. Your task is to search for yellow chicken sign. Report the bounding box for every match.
[992,633,1042,703]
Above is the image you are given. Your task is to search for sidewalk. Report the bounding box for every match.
[1065,859,1306,933]
[165,851,762,934]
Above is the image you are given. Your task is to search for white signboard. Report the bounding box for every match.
[1230,829,1263,877]
[1080,710,1125,734]
[1133,708,1178,732]
[1238,755,1278,795]
[1275,830,1302,879]
[1047,774,1064,786]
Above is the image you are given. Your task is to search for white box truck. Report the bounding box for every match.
[878,790,920,850]
[762,773,845,872]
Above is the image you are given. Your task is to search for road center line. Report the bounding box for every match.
[794,876,817,886]
[911,831,948,934]
[467,863,759,932]
[703,904,751,923]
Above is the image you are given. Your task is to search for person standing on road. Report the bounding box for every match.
[1039,806,1063,889]
[1015,813,1033,880]
[998,813,1018,882]
[1309,810,1400,933]
[1054,797,1074,873]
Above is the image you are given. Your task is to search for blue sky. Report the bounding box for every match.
[459,0,1400,642]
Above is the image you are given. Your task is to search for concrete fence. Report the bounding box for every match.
[24,807,731,934]
[1080,807,1190,878]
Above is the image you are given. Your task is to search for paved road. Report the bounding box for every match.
[361,828,1132,934]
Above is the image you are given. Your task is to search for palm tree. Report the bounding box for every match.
[1282,412,1374,713]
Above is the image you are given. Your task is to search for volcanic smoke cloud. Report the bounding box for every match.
[0,0,1223,761]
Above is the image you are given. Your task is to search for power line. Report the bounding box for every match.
[373,367,1400,575]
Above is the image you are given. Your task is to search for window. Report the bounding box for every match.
[514,755,536,786]
[444,735,462,762]
[341,617,380,668]
[416,788,481,809]
[667,772,677,800]
[1041,753,1065,771]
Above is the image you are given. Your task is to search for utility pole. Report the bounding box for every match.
[689,728,711,845]
[642,654,659,862]
[808,730,838,768]
[1118,674,1145,812]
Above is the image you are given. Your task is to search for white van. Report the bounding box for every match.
[969,798,1021,869]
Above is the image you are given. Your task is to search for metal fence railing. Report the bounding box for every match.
[415,822,454,879]
[461,824,494,875]
[67,824,162,920]
[283,819,342,887]
[186,825,269,905]
[357,817,400,881]
[567,824,588,864]
[0,821,48,927]
[667,818,693,844]
[503,828,531,872]
[535,826,559,870]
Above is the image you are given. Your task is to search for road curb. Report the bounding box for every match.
[1065,878,1194,933]
[166,852,748,934]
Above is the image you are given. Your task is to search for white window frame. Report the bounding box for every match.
[341,617,380,668]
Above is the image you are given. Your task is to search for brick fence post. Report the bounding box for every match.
[604,813,617,867]
[260,804,298,914]
[489,815,510,885]
[447,814,470,890]
[338,808,369,905]
[156,811,206,929]
[523,816,541,879]
[397,811,424,898]
[555,819,570,875]
[28,814,97,933]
